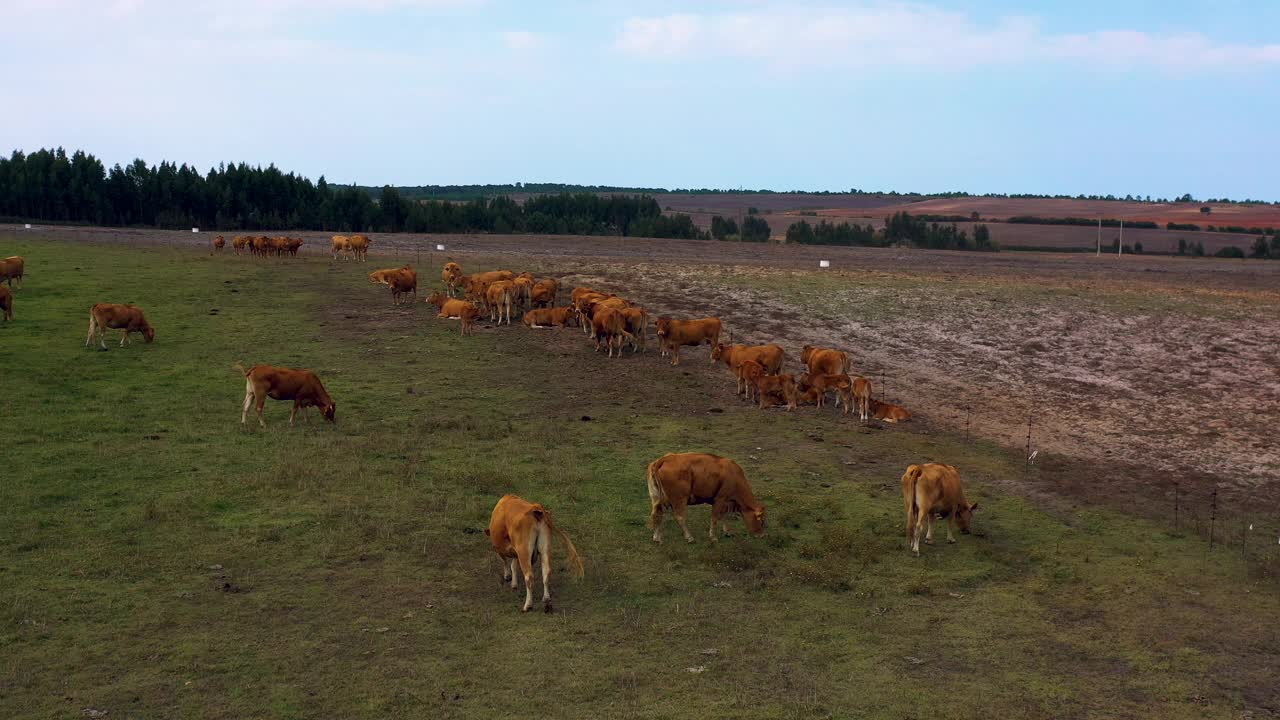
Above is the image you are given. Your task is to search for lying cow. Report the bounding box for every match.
[901,463,977,556]
[871,399,912,423]
[1,256,24,288]
[646,452,766,543]
[713,342,784,375]
[235,362,336,428]
[522,307,576,328]
[0,286,11,321]
[485,494,584,612]
[801,345,850,376]
[426,291,483,335]
[84,303,155,349]
[754,373,797,411]
[654,316,721,365]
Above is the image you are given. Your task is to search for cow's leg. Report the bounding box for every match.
[516,543,535,612]
[508,558,519,590]
[538,528,553,612]
[119,329,129,347]
[946,508,957,543]
[241,381,255,425]
[912,509,927,556]
[650,502,665,544]
[289,401,299,426]
[256,393,268,429]
[673,501,695,544]
[671,347,680,366]
[85,315,97,347]
[923,512,935,545]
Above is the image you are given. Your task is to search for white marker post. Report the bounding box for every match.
[24,224,32,230]
[436,244,445,251]
[192,228,200,233]
[819,260,830,268]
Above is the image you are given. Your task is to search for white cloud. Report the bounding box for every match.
[502,30,547,51]
[613,4,1280,71]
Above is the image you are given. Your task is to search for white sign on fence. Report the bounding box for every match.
[819,260,830,268]
[24,224,32,230]
[192,228,200,233]
[436,244,445,251]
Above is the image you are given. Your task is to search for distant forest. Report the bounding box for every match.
[0,148,703,238]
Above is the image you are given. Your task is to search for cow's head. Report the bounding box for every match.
[955,502,978,533]
[425,291,445,307]
[655,318,671,337]
[143,325,156,343]
[322,401,337,424]
[744,505,767,536]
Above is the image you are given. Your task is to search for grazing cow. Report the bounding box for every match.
[530,279,558,308]
[654,317,722,365]
[591,307,633,358]
[0,285,12,321]
[486,280,516,325]
[232,235,250,255]
[848,376,872,421]
[734,360,765,402]
[348,235,371,262]
[485,494,584,613]
[618,307,649,352]
[0,256,24,287]
[387,265,418,305]
[211,235,225,254]
[797,372,852,410]
[646,453,766,544]
[426,291,483,335]
[441,262,463,296]
[286,237,304,257]
[712,342,785,375]
[235,362,336,428]
[754,373,797,410]
[84,303,155,349]
[801,345,850,376]
[901,463,977,556]
[871,399,912,423]
[331,235,351,260]
[522,307,576,328]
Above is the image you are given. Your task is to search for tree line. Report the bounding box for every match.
[0,148,705,239]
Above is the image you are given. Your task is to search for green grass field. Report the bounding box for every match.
[2,237,1277,719]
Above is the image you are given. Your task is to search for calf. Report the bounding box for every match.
[485,494,584,612]
[0,285,11,321]
[646,452,766,543]
[84,303,155,349]
[734,360,765,402]
[0,256,24,288]
[522,306,576,328]
[427,291,483,335]
[871,399,912,423]
[485,280,516,325]
[754,373,797,411]
[797,372,852,410]
[848,376,872,421]
[236,362,336,428]
[901,463,977,556]
[591,306,633,358]
[654,317,722,365]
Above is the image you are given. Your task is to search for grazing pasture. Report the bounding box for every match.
[2,233,1278,719]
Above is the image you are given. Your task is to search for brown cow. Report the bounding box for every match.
[654,317,722,365]
[591,306,632,358]
[331,235,351,260]
[387,265,418,305]
[797,372,852,410]
[801,345,850,376]
[348,235,371,262]
[84,303,155,349]
[754,373,797,410]
[368,267,401,284]
[871,399,912,423]
[286,237,304,257]
[233,235,250,255]
[486,280,516,325]
[211,235,225,254]
[848,376,872,421]
[522,307,576,328]
[441,262,463,296]
[646,453,766,544]
[0,256,24,288]
[712,342,785,375]
[618,307,649,352]
[485,494,584,613]
[530,279,558,308]
[0,285,11,321]
[512,276,534,309]
[735,360,765,401]
[426,291,483,335]
[236,362,336,428]
[902,463,977,556]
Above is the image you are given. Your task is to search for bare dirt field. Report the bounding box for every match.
[16,223,1278,527]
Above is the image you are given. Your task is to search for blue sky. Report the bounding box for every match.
[2,1,1277,198]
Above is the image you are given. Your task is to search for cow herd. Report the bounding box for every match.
[3,240,978,616]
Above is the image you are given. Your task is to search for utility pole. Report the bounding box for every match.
[1096,217,1101,256]
[1118,219,1123,257]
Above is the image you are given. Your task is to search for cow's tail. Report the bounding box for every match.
[842,352,851,374]
[233,361,250,377]
[541,512,585,578]
[646,457,668,526]
[903,464,924,540]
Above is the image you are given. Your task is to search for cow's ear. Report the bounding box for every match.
[969,503,979,512]
[483,528,491,536]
